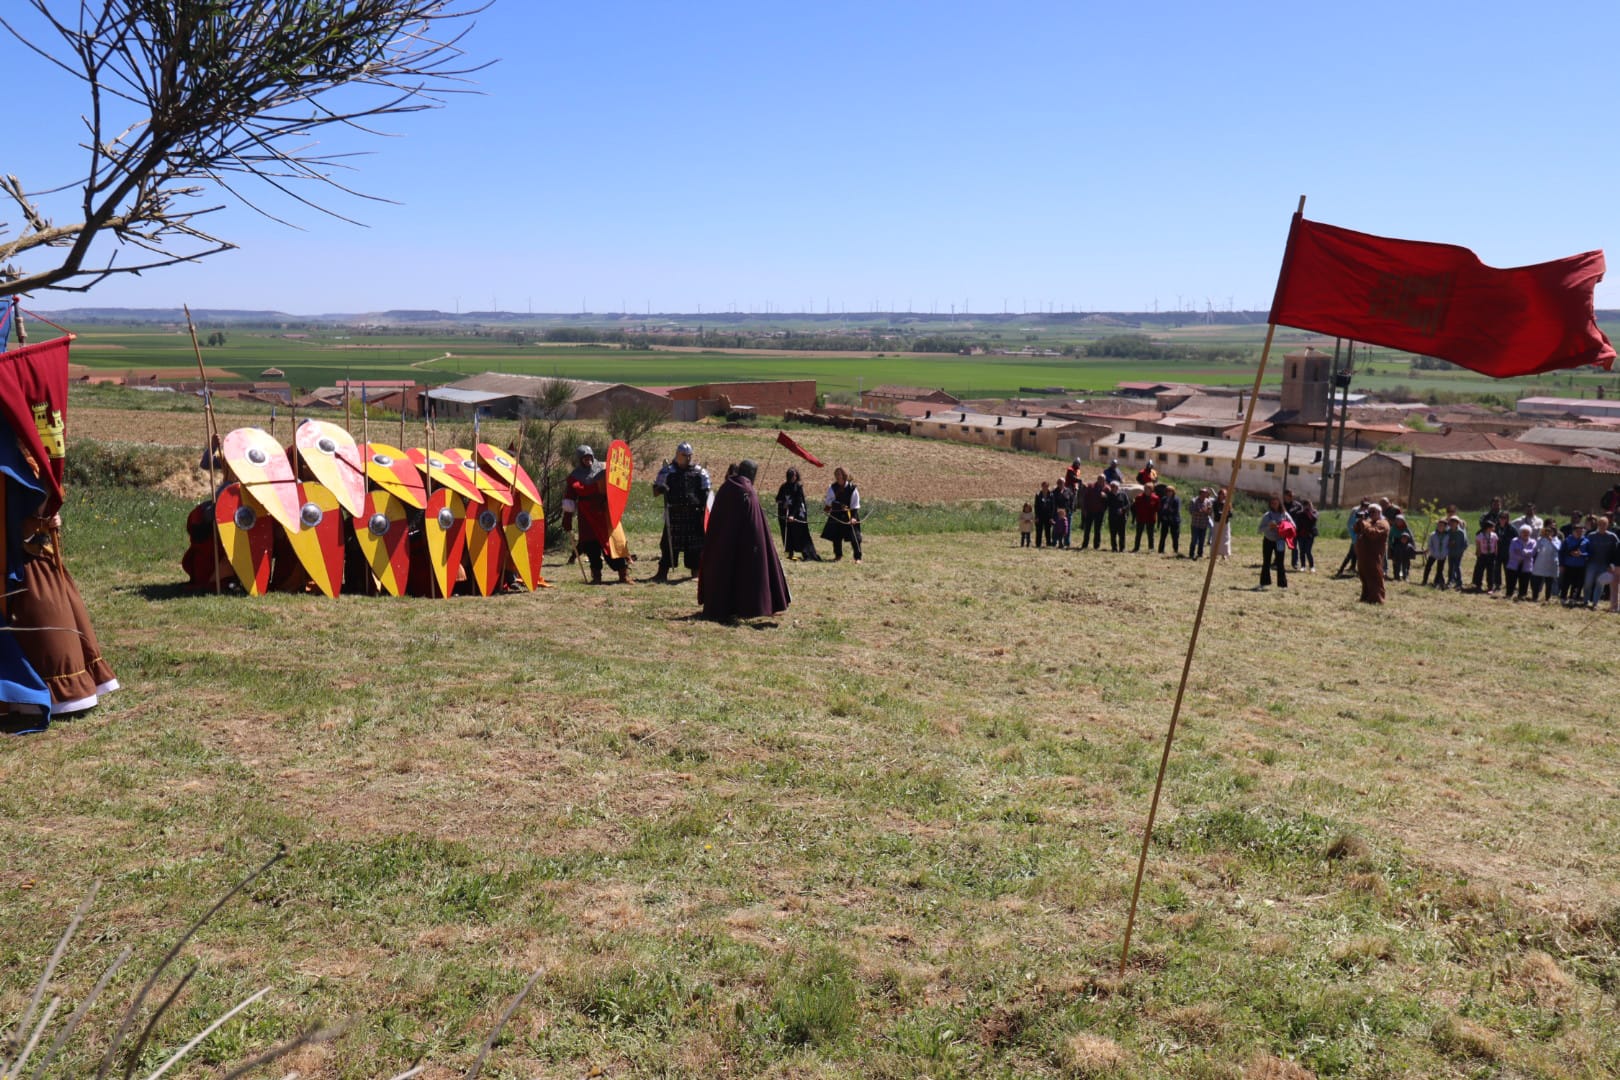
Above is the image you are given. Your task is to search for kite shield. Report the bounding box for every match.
[214,482,273,595]
[605,439,632,530]
[355,488,412,597]
[221,427,302,534]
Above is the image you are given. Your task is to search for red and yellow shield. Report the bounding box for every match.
[464,499,508,596]
[214,482,274,595]
[502,497,546,591]
[408,447,483,504]
[295,419,366,517]
[283,481,346,597]
[221,427,302,534]
[362,442,426,509]
[423,487,468,598]
[353,489,412,597]
[478,443,540,505]
[450,446,513,507]
[605,439,632,530]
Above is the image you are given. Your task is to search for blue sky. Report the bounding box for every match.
[7,1,1618,314]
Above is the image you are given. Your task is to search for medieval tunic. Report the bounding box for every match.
[0,413,116,722]
[775,478,820,560]
[1356,517,1390,604]
[11,530,119,712]
[563,459,627,574]
[820,481,861,560]
[698,473,790,621]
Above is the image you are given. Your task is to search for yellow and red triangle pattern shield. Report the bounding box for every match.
[478,443,540,505]
[502,498,546,591]
[354,489,412,597]
[296,420,366,517]
[214,482,274,595]
[284,481,345,597]
[423,487,467,598]
[450,446,513,507]
[464,500,508,596]
[408,447,483,504]
[221,427,302,534]
[363,442,426,509]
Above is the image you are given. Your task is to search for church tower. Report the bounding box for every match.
[1280,346,1331,422]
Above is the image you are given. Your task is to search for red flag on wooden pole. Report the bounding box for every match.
[1269,215,1614,378]
[776,430,824,468]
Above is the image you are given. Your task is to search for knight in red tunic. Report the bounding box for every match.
[560,445,630,584]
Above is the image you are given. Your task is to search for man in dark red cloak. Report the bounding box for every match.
[698,459,790,622]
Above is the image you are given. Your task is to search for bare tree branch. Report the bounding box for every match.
[0,1,490,298]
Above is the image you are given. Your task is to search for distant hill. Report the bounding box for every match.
[34,306,1620,330]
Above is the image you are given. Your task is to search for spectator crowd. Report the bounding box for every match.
[1021,462,1620,613]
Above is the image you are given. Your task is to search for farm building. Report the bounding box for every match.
[1516,426,1620,454]
[911,409,1106,459]
[1092,432,1410,507]
[425,372,673,421]
[1514,396,1620,422]
[666,381,815,420]
[1409,453,1615,514]
[860,385,962,409]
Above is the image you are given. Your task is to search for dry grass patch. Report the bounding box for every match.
[1244,1052,1316,1079]
[1060,1032,1128,1077]
[1431,1014,1507,1061]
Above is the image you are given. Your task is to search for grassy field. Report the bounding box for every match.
[56,319,1620,403]
[4,416,1618,1078]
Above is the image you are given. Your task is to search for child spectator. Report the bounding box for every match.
[1471,521,1500,592]
[1296,498,1319,572]
[1052,479,1075,549]
[1445,516,1468,589]
[1426,519,1450,589]
[1052,505,1071,550]
[1389,515,1417,581]
[1018,503,1034,547]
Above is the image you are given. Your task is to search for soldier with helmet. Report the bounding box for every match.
[561,444,631,584]
[651,441,711,582]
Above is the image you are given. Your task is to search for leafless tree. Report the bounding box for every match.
[0,0,489,298]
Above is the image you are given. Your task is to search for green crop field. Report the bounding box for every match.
[56,316,1620,404]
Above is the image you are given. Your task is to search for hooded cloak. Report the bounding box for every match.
[698,472,790,621]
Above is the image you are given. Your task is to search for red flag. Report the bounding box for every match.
[0,335,71,512]
[776,429,824,468]
[1269,216,1614,378]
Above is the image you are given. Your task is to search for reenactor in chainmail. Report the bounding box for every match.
[650,442,711,582]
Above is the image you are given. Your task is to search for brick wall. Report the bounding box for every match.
[667,381,816,416]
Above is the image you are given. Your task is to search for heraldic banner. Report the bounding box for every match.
[0,335,71,511]
[1268,215,1614,379]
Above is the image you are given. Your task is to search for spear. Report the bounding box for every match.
[184,304,222,595]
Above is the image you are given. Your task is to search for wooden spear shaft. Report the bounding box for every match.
[184,305,222,595]
[1117,195,1305,975]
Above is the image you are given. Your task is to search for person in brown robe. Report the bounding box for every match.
[1355,504,1390,604]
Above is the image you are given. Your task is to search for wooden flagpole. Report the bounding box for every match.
[184,305,223,595]
[1118,195,1304,975]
